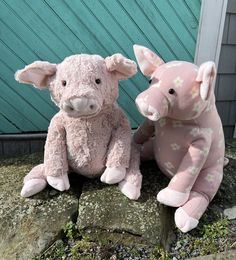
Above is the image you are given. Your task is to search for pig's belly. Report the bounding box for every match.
[67,135,110,178]
[153,132,189,178]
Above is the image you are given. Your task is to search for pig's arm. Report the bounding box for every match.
[106,107,131,168]
[44,113,70,190]
[157,135,211,207]
[133,119,154,144]
[100,107,131,184]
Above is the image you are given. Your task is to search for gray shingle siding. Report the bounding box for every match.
[216,0,236,139]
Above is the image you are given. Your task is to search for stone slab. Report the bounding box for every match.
[188,250,236,260]
[0,154,79,260]
[77,161,175,247]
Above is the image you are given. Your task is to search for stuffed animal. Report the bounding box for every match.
[15,53,142,200]
[133,45,225,232]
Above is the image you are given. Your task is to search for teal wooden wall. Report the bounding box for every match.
[0,0,201,134]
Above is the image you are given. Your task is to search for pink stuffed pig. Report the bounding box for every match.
[15,53,142,200]
[133,45,225,232]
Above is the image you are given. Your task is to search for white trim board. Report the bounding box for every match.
[194,0,228,67]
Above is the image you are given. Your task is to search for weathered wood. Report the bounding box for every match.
[3,140,30,156]
[227,0,236,13]
[228,14,236,44]
[0,134,46,156]
[30,140,45,153]
[217,75,236,101]
[218,45,236,74]
[0,0,200,132]
[222,14,229,44]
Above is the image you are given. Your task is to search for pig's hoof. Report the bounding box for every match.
[47,174,70,191]
[157,187,189,207]
[175,207,199,233]
[119,180,140,200]
[100,166,126,184]
[21,179,47,197]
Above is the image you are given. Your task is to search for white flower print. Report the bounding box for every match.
[206,128,213,135]
[173,76,184,88]
[200,147,209,157]
[172,120,183,128]
[191,85,199,99]
[190,127,199,137]
[205,174,214,183]
[192,101,202,113]
[188,166,199,176]
[171,143,181,151]
[165,161,175,169]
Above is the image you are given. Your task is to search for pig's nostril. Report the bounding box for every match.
[146,111,153,116]
[89,105,94,110]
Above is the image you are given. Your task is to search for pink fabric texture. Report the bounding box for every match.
[15,53,142,199]
[133,45,225,232]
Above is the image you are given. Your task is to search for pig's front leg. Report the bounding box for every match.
[21,115,69,197]
[119,141,142,200]
[133,118,154,144]
[44,115,70,191]
[100,110,131,184]
[157,136,211,207]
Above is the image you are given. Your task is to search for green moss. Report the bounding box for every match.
[150,245,170,260]
[63,221,79,240]
[33,240,66,260]
[176,217,231,258]
[70,240,95,260]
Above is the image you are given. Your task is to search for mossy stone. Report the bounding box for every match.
[0,154,79,260]
[77,161,175,246]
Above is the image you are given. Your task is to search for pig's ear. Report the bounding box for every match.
[196,61,216,100]
[105,54,137,80]
[133,44,164,76]
[15,61,57,89]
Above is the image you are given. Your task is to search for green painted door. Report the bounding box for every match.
[0,0,201,133]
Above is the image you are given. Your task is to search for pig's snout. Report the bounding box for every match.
[135,97,160,121]
[62,97,100,117]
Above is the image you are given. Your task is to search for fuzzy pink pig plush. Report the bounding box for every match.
[133,45,225,232]
[15,53,142,200]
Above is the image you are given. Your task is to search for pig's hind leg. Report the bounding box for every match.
[119,142,142,200]
[175,165,223,233]
[21,164,47,197]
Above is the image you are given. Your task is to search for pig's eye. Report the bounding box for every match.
[62,80,67,86]
[149,79,152,84]
[168,88,175,95]
[95,78,101,84]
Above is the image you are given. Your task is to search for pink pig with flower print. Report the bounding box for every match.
[133,45,225,233]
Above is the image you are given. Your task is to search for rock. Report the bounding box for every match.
[1,140,236,259]
[224,206,236,220]
[77,161,176,246]
[77,140,236,249]
[0,153,80,260]
[187,250,236,260]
